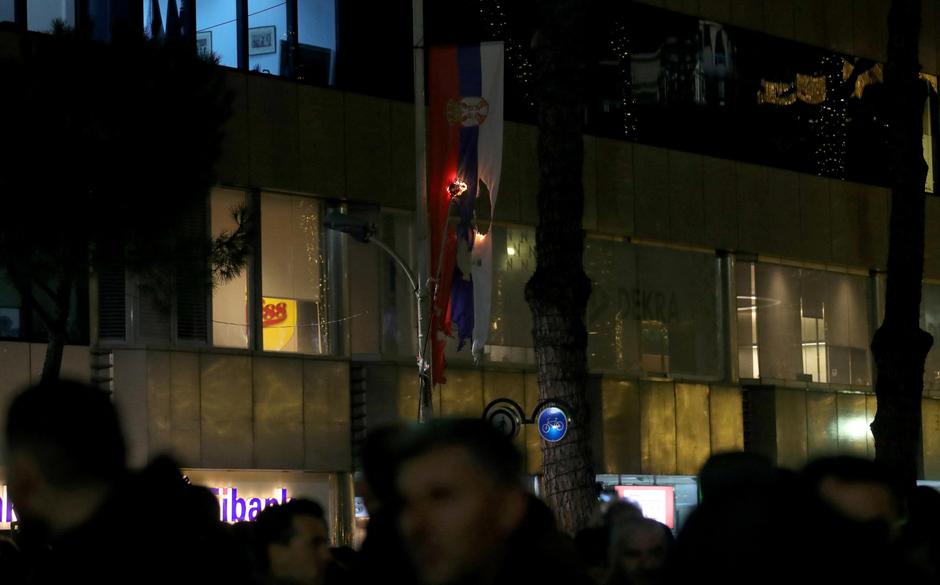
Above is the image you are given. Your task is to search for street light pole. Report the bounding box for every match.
[324,211,431,423]
[412,0,432,423]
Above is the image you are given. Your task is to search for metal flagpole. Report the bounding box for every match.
[413,0,432,423]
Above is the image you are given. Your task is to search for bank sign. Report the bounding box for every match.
[0,485,291,529]
[0,486,17,528]
[210,486,291,523]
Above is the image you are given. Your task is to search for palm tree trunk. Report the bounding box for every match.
[525,0,597,535]
[870,0,932,489]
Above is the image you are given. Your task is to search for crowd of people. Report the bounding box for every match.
[0,379,939,584]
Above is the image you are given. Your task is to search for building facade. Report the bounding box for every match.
[3,0,940,537]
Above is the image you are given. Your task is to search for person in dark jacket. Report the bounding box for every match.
[4,380,247,584]
[394,418,590,585]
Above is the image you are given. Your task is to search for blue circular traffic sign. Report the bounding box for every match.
[537,406,568,442]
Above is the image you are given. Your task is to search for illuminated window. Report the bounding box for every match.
[211,190,333,353]
[736,262,760,379]
[261,192,330,354]
[211,188,249,349]
[736,261,871,386]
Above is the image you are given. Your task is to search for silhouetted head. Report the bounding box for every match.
[802,455,903,540]
[5,380,126,489]
[253,498,331,585]
[698,451,777,501]
[395,418,528,585]
[608,518,673,585]
[4,379,126,534]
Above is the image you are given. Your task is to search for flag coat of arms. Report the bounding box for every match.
[428,42,504,385]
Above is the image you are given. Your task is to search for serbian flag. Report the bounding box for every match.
[428,42,503,385]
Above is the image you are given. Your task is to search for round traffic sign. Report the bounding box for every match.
[537,406,568,442]
[487,407,520,439]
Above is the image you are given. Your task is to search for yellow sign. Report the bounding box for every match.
[262,296,298,352]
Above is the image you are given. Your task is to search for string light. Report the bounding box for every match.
[758,55,857,179]
[610,20,637,140]
[480,0,535,111]
[813,53,848,179]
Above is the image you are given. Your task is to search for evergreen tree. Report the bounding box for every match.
[0,25,244,382]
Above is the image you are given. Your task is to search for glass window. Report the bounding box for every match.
[296,0,335,84]
[924,76,936,194]
[637,246,722,378]
[144,0,194,40]
[736,261,759,379]
[248,0,285,75]
[485,226,536,364]
[377,212,417,358]
[211,188,249,349]
[28,0,75,32]
[737,261,872,386]
[0,268,88,344]
[196,0,238,68]
[586,240,722,379]
[585,237,641,373]
[0,269,22,339]
[440,225,537,366]
[370,217,537,365]
[0,1,13,24]
[420,2,939,190]
[261,192,330,354]
[921,284,940,395]
[88,0,119,42]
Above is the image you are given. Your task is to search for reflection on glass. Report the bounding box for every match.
[248,0,285,75]
[586,239,721,378]
[296,0,336,84]
[196,0,237,68]
[585,238,639,373]
[583,3,939,188]
[0,1,13,23]
[28,0,74,32]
